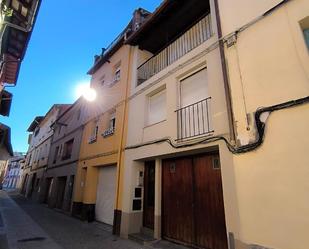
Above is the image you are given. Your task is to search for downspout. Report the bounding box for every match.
[213,0,236,142]
[114,45,132,234]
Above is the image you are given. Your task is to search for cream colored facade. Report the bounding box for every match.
[22,105,69,200]
[218,0,309,248]
[120,1,309,249]
[121,0,232,240]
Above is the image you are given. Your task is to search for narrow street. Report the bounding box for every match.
[0,191,186,249]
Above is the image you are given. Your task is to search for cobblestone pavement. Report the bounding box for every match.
[0,191,187,249]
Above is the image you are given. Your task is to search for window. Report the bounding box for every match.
[99,75,105,86]
[53,146,59,164]
[178,68,212,139]
[102,111,115,137]
[180,68,208,107]
[34,127,40,137]
[114,67,121,82]
[62,139,74,160]
[300,17,309,50]
[89,119,99,143]
[304,29,309,49]
[109,111,116,130]
[112,62,121,85]
[147,87,166,125]
[76,108,81,120]
[59,144,63,156]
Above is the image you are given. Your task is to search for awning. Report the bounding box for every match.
[0,0,41,85]
[0,54,20,85]
[0,89,13,116]
[0,123,13,157]
[27,116,44,132]
[125,0,210,54]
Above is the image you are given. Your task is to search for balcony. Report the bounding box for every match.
[175,97,213,140]
[137,14,212,85]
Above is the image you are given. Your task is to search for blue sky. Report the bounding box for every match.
[0,0,162,153]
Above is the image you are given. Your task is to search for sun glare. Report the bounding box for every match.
[75,83,97,102]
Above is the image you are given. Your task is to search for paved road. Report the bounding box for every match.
[0,191,187,249]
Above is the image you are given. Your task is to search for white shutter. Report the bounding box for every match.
[180,68,208,107]
[148,89,166,125]
[179,69,211,138]
[95,166,117,225]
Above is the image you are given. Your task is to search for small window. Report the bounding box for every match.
[147,87,166,125]
[59,144,62,156]
[89,119,99,143]
[99,75,105,86]
[300,17,309,50]
[62,139,74,160]
[114,68,121,82]
[112,62,121,85]
[212,156,221,170]
[102,111,115,137]
[76,108,81,120]
[53,146,59,164]
[34,127,40,137]
[109,111,116,130]
[304,29,309,49]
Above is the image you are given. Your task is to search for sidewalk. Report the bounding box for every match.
[0,191,188,249]
[0,190,62,249]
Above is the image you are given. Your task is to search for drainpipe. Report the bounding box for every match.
[213,0,236,142]
[114,45,133,234]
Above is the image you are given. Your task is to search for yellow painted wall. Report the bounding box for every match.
[74,45,132,207]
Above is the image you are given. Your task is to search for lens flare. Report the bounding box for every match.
[75,83,97,102]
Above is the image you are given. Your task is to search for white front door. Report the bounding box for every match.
[95,165,117,225]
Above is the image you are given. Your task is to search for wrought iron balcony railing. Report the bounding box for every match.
[175,97,213,140]
[137,14,213,85]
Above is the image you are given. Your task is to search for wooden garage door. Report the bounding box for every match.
[95,165,117,225]
[162,153,228,249]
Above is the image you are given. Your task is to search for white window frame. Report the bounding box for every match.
[89,119,99,143]
[147,87,167,126]
[102,110,116,137]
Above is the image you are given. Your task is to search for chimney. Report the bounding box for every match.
[94,55,100,63]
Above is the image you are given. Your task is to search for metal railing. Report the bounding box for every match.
[175,97,213,140]
[137,14,213,85]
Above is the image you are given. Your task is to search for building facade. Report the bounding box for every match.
[14,1,309,249]
[22,105,70,201]
[44,99,85,212]
[73,8,150,234]
[0,123,13,160]
[216,0,309,249]
[2,152,25,189]
[121,2,231,249]
[0,0,41,156]
[0,159,8,188]
[117,1,309,249]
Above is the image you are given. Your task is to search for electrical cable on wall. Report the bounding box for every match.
[125,96,309,154]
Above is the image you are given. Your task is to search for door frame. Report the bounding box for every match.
[143,160,155,229]
[161,151,228,249]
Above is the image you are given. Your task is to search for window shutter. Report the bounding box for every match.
[148,89,166,125]
[180,68,208,107]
